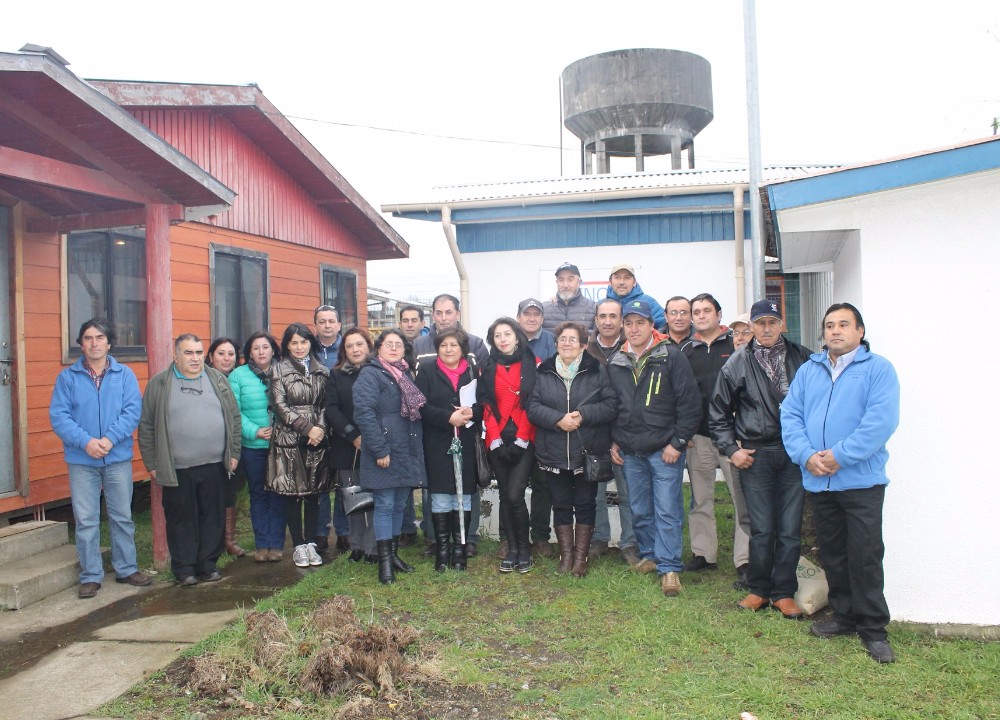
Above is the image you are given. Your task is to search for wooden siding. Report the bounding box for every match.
[1,217,367,518]
[130,109,370,258]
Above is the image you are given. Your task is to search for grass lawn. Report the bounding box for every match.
[99,485,1000,720]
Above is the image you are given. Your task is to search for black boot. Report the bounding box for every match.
[390,536,414,573]
[376,539,395,585]
[450,510,467,571]
[431,513,452,573]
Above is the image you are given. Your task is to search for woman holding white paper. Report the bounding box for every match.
[414,328,482,572]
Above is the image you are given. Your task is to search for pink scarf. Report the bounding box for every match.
[377,356,426,421]
[437,357,469,391]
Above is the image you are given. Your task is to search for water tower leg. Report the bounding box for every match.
[584,144,592,174]
[596,138,607,174]
[688,140,696,169]
[635,133,644,172]
[671,135,682,170]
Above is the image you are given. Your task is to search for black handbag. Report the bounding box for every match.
[573,386,612,483]
[339,452,374,516]
[474,435,494,488]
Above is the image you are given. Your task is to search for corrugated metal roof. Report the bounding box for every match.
[405,166,837,205]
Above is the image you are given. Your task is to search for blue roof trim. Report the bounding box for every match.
[456,212,746,253]
[766,140,1000,211]
[394,191,743,223]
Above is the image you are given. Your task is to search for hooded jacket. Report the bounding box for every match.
[781,346,900,493]
[606,331,702,455]
[708,337,812,457]
[542,292,597,334]
[605,282,667,331]
[50,355,141,467]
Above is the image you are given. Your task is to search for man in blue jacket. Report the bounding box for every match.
[782,303,900,664]
[605,263,667,332]
[49,319,151,599]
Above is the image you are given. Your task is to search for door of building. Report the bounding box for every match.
[0,207,15,495]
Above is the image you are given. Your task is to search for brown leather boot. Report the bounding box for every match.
[571,524,594,577]
[554,525,574,574]
[224,506,246,557]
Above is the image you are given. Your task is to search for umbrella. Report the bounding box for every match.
[447,428,466,545]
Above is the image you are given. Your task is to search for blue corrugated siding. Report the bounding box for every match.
[456,211,745,253]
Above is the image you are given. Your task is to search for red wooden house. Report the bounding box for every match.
[0,48,406,524]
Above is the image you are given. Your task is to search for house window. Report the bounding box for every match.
[67,228,146,355]
[320,266,358,328]
[211,245,268,345]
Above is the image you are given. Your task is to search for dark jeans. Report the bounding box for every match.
[286,494,320,547]
[224,460,246,508]
[547,470,598,526]
[494,446,534,551]
[317,490,349,538]
[528,465,552,542]
[162,462,226,578]
[243,447,287,549]
[811,485,890,642]
[740,447,805,600]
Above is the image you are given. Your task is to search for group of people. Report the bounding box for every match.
[49,259,900,664]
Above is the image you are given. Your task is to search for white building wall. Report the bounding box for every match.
[461,239,745,339]
[838,173,1000,625]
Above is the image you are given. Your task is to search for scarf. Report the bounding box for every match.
[555,353,582,390]
[377,356,426,421]
[247,357,270,386]
[437,357,469,391]
[491,342,525,367]
[752,336,790,395]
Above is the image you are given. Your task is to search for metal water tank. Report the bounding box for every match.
[561,48,714,173]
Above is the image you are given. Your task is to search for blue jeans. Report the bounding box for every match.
[242,447,287,550]
[68,461,138,584]
[372,487,412,540]
[622,450,686,574]
[422,488,481,543]
[593,464,636,548]
[403,489,418,534]
[739,447,805,600]
[317,491,349,538]
[430,493,472,512]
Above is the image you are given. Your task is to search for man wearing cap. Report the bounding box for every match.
[518,298,556,362]
[781,303,900,664]
[542,263,596,334]
[608,299,701,597]
[606,264,667,332]
[586,298,639,566]
[709,300,811,619]
[681,293,751,589]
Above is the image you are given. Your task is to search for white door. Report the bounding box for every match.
[0,207,15,495]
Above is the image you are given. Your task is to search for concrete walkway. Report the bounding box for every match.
[0,554,308,720]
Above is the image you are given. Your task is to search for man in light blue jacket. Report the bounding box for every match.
[49,319,151,599]
[781,303,900,664]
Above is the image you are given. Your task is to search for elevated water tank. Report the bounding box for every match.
[561,48,714,173]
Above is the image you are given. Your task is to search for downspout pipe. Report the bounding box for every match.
[440,206,471,328]
[733,187,747,315]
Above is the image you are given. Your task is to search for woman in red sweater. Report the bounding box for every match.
[478,317,537,573]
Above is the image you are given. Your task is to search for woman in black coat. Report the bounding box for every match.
[324,327,376,564]
[414,328,483,572]
[525,322,618,577]
[352,329,427,584]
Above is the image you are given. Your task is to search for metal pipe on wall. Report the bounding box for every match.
[439,206,471,328]
[732,187,746,315]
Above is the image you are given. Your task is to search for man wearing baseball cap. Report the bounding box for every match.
[605,263,667,332]
[542,262,596,334]
[607,299,702,597]
[517,298,556,362]
[709,300,812,620]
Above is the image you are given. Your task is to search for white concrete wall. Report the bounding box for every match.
[828,172,1000,625]
[831,231,863,308]
[460,239,746,339]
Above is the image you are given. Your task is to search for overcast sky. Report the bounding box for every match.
[5,1,999,299]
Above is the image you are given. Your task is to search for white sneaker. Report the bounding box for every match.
[306,542,323,566]
[292,544,310,568]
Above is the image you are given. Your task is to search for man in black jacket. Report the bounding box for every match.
[709,300,812,620]
[608,300,702,597]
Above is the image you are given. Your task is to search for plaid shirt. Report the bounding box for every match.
[85,358,110,390]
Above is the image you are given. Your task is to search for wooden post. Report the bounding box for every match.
[145,203,172,571]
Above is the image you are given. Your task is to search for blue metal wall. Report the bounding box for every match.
[456,210,747,253]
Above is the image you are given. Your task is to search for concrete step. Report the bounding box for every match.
[0,544,109,611]
[0,522,70,566]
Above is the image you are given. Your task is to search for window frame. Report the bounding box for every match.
[209,243,270,345]
[61,227,148,363]
[319,264,358,328]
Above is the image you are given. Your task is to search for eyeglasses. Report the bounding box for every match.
[314,305,337,314]
[667,310,690,317]
[382,342,405,350]
[732,330,753,338]
[557,337,581,344]
[179,377,204,395]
